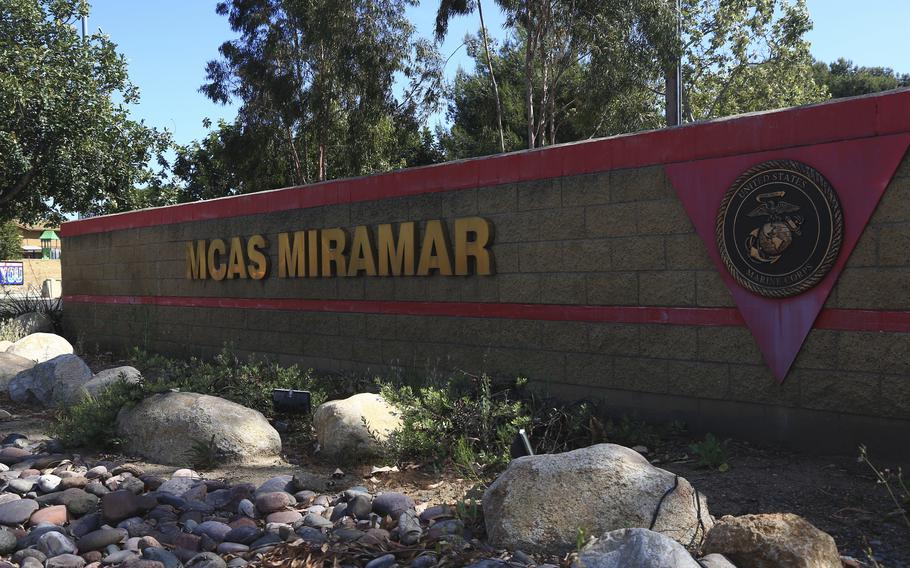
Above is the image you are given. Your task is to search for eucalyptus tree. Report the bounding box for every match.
[0,0,171,222]
[202,0,442,185]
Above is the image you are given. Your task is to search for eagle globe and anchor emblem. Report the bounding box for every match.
[715,160,844,298]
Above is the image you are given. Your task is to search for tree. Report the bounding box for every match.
[436,0,507,152]
[0,222,20,260]
[813,58,910,99]
[201,0,442,188]
[680,0,827,121]
[0,0,172,222]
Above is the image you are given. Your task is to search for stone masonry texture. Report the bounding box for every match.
[61,145,910,456]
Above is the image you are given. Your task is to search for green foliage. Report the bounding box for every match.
[690,433,730,471]
[813,58,910,99]
[51,345,354,451]
[0,222,20,259]
[49,379,149,450]
[0,0,172,221]
[185,435,221,472]
[377,373,530,470]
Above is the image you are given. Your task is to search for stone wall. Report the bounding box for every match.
[61,91,910,456]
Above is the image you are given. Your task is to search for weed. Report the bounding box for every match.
[455,497,482,530]
[575,527,589,552]
[690,433,730,471]
[185,435,221,472]
[858,444,910,534]
[0,290,62,330]
[0,318,24,342]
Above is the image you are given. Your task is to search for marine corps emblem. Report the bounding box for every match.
[715,160,843,298]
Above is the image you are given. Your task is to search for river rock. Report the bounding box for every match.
[78,528,127,552]
[572,528,702,568]
[483,444,712,554]
[116,392,281,466]
[699,554,738,568]
[6,333,73,364]
[45,554,85,568]
[101,491,156,523]
[78,367,142,400]
[0,352,36,390]
[254,492,293,514]
[703,513,840,568]
[38,531,77,557]
[14,313,54,335]
[8,354,93,406]
[0,498,38,525]
[313,393,401,458]
[0,529,16,554]
[186,552,226,568]
[30,504,67,526]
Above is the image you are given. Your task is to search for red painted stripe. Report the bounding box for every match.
[61,90,910,238]
[61,294,910,333]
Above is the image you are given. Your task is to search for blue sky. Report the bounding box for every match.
[87,0,910,147]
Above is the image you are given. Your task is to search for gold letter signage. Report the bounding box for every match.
[715,160,843,298]
[185,217,494,280]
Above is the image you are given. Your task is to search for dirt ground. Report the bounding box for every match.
[3,403,908,567]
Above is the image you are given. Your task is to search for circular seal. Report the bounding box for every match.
[715,160,843,298]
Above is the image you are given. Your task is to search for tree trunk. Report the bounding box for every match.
[477,1,506,153]
[287,127,304,185]
[665,67,680,127]
[0,167,35,205]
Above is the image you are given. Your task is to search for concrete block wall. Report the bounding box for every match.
[61,91,910,455]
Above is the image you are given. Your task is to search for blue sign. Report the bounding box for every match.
[0,262,23,285]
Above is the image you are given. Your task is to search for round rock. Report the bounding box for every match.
[0,498,38,525]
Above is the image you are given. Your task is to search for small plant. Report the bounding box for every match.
[858,444,910,534]
[48,379,148,449]
[690,433,730,471]
[0,318,24,342]
[455,497,482,530]
[185,435,221,471]
[575,527,590,552]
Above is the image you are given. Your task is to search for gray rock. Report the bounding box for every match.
[410,555,438,568]
[38,531,78,557]
[216,542,248,555]
[397,510,422,545]
[20,557,43,568]
[101,491,157,523]
[78,528,127,552]
[7,478,35,494]
[142,547,182,568]
[13,313,54,335]
[294,526,325,546]
[698,554,738,568]
[8,354,92,407]
[116,392,282,466]
[313,393,401,458]
[158,477,203,497]
[186,552,227,568]
[103,550,140,564]
[484,444,712,554]
[193,521,231,542]
[6,333,73,364]
[347,493,372,518]
[12,549,46,564]
[0,352,36,390]
[223,526,261,545]
[365,554,396,568]
[0,528,16,554]
[79,366,141,400]
[0,498,38,525]
[45,554,86,568]
[70,512,101,537]
[60,488,99,516]
[254,491,293,514]
[372,492,414,519]
[572,528,701,568]
[255,476,294,496]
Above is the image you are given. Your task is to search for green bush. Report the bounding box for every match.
[49,379,149,449]
[376,373,530,471]
[690,433,730,471]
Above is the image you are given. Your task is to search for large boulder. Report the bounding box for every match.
[483,444,713,554]
[313,393,402,459]
[0,340,12,352]
[116,392,282,466]
[78,366,142,399]
[7,333,73,363]
[703,513,840,568]
[8,354,93,406]
[572,528,702,568]
[14,312,54,335]
[0,352,36,390]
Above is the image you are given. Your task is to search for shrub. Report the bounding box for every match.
[0,318,24,342]
[690,433,730,471]
[49,379,149,449]
[0,291,62,331]
[376,372,530,471]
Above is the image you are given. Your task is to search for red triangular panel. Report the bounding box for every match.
[665,134,910,381]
